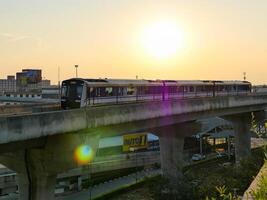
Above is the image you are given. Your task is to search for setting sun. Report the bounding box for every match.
[141,21,185,59]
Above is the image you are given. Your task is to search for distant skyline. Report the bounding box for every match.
[0,0,267,84]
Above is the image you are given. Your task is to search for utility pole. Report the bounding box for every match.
[58,67,61,100]
[75,65,79,78]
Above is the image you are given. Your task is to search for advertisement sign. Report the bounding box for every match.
[123,133,148,152]
[25,70,41,83]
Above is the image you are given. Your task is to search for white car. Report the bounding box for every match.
[216,152,228,158]
[191,154,206,161]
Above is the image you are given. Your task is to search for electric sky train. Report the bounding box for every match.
[60,78,251,109]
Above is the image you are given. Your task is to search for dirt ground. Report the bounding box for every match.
[109,187,153,200]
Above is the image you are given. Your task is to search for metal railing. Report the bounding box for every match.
[84,89,253,107]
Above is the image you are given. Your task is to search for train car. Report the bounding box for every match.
[60,78,251,109]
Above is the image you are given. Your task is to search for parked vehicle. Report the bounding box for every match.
[191,154,206,161]
[216,151,228,158]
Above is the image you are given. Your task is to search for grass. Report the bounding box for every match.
[251,154,267,200]
[252,173,267,199]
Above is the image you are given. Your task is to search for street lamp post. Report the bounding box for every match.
[75,65,79,78]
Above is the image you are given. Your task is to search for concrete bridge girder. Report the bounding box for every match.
[1,95,267,146]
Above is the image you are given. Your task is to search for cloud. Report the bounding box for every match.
[0,32,43,46]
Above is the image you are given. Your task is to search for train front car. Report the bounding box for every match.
[61,78,85,109]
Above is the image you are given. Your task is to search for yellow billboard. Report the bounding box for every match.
[123,133,148,152]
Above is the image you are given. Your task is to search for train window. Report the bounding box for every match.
[168,86,177,94]
[136,87,143,95]
[177,86,183,93]
[238,85,249,91]
[184,86,188,93]
[207,86,213,91]
[189,86,194,92]
[119,87,125,96]
[233,85,236,91]
[202,86,210,92]
[196,86,203,92]
[112,87,118,96]
[113,87,126,96]
[76,86,83,98]
[86,87,91,98]
[156,86,162,94]
[61,85,67,97]
[95,87,107,97]
[150,86,160,94]
[218,85,223,91]
[88,87,96,97]
[124,87,128,95]
[105,87,113,96]
[127,87,136,95]
[141,86,150,95]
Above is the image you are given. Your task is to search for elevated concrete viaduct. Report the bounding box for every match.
[0,94,267,199]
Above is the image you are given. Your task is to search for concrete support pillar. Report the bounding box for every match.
[17,174,30,200]
[152,122,200,181]
[158,132,185,179]
[224,113,252,163]
[31,174,57,200]
[17,173,56,200]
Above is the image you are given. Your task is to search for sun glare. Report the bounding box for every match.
[141,21,185,59]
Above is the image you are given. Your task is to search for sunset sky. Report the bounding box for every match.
[0,0,267,84]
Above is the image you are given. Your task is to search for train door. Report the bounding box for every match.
[80,84,87,107]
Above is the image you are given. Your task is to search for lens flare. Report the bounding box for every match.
[74,145,94,165]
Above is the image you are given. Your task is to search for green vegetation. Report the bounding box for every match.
[205,186,241,200]
[251,148,267,200]
[252,173,267,200]
[185,147,265,199]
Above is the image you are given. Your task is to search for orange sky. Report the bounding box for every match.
[0,0,267,84]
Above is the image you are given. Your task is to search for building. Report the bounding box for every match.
[0,76,16,94]
[16,69,42,92]
[0,69,53,95]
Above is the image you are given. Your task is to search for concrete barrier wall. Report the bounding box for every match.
[0,95,267,144]
[57,151,160,178]
[0,103,60,115]
[85,95,267,128]
[0,108,87,143]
